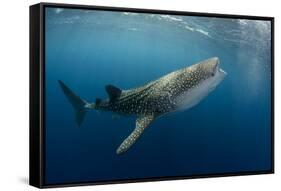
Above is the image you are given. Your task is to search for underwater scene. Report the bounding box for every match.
[44,7,272,184]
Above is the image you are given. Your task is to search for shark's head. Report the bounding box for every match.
[173,57,227,111]
[192,57,227,95]
[180,57,227,90]
[197,57,227,85]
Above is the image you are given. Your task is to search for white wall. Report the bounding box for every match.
[0,0,279,190]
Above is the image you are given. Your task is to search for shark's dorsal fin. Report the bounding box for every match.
[116,114,156,154]
[105,85,122,102]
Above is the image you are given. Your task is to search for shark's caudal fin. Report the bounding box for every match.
[58,80,88,127]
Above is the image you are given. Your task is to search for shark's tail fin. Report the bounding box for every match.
[58,80,88,127]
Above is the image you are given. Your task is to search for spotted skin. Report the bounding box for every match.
[61,57,227,154]
[116,115,155,154]
[90,57,224,115]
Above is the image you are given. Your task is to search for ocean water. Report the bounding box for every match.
[44,7,272,185]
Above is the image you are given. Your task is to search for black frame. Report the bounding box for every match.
[30,2,275,188]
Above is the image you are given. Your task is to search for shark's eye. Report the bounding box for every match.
[211,72,215,77]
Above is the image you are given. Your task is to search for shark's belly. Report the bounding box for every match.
[172,79,216,112]
[173,90,206,112]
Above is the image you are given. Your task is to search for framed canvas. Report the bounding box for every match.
[29,2,274,188]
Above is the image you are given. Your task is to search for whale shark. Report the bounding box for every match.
[58,57,227,154]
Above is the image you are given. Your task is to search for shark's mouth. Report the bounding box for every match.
[211,57,220,74]
[219,68,227,75]
[215,59,227,76]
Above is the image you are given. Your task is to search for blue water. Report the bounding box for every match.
[45,7,272,185]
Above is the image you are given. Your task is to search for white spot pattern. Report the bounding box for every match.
[116,115,155,154]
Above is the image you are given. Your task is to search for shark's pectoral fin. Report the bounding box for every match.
[116,115,156,154]
[105,85,122,102]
